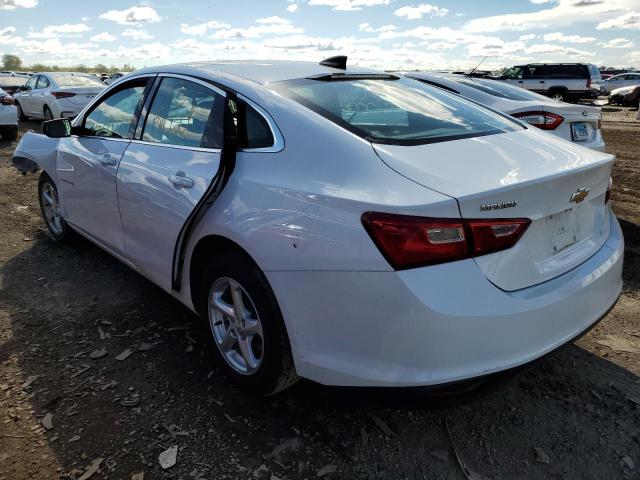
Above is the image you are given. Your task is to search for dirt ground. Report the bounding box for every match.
[1,107,639,480]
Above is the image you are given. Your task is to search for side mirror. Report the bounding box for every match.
[42,118,71,138]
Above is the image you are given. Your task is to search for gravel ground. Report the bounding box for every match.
[1,107,639,480]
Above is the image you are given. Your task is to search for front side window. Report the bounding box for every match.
[271,77,519,146]
[142,77,223,148]
[83,83,146,139]
[36,76,50,89]
[24,76,37,91]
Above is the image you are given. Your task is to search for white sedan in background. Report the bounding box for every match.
[601,72,640,94]
[0,87,18,140]
[403,72,605,151]
[11,59,622,395]
[13,72,105,120]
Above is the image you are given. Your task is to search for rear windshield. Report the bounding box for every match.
[457,78,550,101]
[271,77,520,145]
[52,74,105,87]
[0,76,27,87]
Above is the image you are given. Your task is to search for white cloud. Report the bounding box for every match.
[287,3,299,12]
[0,0,36,9]
[180,20,230,36]
[99,5,161,25]
[464,0,638,32]
[209,19,303,39]
[601,37,635,48]
[530,0,554,3]
[543,32,595,43]
[394,4,449,20]
[307,0,390,11]
[92,32,116,42]
[28,23,91,39]
[525,43,594,56]
[0,26,16,39]
[519,33,537,41]
[255,16,290,25]
[359,22,397,33]
[122,28,153,40]
[597,11,640,30]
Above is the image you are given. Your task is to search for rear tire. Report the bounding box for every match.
[43,105,54,121]
[549,89,568,103]
[38,173,74,242]
[198,251,299,395]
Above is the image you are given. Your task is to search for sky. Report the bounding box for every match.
[0,0,639,71]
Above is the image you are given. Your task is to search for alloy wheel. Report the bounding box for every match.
[41,182,63,235]
[209,277,265,375]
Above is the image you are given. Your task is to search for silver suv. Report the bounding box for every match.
[497,63,602,103]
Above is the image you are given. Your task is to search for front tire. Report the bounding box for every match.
[198,251,298,395]
[38,173,73,242]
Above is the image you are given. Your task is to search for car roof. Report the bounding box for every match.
[135,60,379,85]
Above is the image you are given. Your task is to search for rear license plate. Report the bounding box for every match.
[546,209,577,254]
[571,122,589,141]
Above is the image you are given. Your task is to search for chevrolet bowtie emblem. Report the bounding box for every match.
[570,187,590,204]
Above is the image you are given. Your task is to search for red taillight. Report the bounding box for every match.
[362,212,531,269]
[597,118,602,130]
[51,91,76,99]
[0,95,14,105]
[512,111,564,130]
[605,177,612,204]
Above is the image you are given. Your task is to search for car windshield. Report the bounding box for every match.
[0,76,27,87]
[271,76,520,145]
[456,78,549,101]
[52,74,105,87]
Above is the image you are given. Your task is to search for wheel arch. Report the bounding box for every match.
[189,234,264,315]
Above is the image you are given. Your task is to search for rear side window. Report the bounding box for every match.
[271,77,519,146]
[83,83,146,139]
[142,77,223,149]
[36,76,50,89]
[228,99,275,149]
[457,78,549,101]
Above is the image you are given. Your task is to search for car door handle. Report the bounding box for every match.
[168,172,194,189]
[98,153,118,166]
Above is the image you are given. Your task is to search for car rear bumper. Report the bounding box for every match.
[0,105,17,126]
[269,210,623,387]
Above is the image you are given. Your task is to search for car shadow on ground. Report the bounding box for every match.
[1,225,639,479]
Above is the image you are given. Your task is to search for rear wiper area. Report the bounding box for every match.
[308,73,400,81]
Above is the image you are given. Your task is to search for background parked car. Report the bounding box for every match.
[0,86,18,140]
[497,63,602,102]
[104,72,125,85]
[601,72,640,94]
[0,72,30,96]
[404,72,605,150]
[609,85,640,108]
[13,72,105,120]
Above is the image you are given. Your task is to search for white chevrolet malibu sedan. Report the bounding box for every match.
[12,58,623,395]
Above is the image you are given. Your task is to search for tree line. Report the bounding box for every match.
[2,54,136,74]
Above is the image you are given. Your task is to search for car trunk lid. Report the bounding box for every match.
[373,128,614,291]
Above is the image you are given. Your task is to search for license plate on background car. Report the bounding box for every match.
[571,122,589,141]
[546,209,577,254]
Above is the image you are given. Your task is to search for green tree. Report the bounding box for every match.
[30,63,49,72]
[94,63,108,73]
[2,54,22,70]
